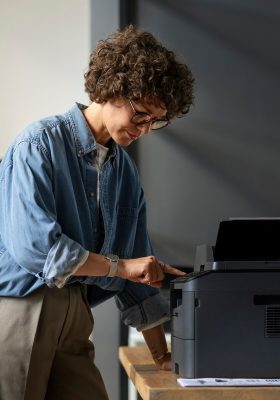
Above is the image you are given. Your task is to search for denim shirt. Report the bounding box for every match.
[0,103,169,330]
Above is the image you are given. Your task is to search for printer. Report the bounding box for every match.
[171,219,280,378]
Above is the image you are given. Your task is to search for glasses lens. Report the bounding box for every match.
[129,100,169,130]
[131,114,151,125]
[151,120,169,130]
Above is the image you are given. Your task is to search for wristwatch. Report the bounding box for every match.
[105,254,119,277]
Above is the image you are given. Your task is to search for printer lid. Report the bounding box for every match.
[214,218,280,262]
[194,218,280,272]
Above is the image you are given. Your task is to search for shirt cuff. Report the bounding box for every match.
[53,250,89,288]
[119,292,170,332]
[139,315,170,331]
[42,233,90,288]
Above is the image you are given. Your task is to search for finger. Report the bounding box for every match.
[160,360,172,371]
[140,275,152,284]
[154,260,165,280]
[140,268,155,284]
[163,264,187,276]
[158,260,166,272]
[145,260,164,283]
[154,268,164,282]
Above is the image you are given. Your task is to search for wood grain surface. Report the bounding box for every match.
[119,346,280,400]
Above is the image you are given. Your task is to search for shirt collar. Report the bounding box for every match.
[66,102,117,158]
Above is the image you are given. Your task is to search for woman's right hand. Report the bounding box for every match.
[116,256,186,287]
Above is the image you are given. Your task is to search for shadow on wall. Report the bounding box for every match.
[160,121,280,213]
[148,0,280,77]
[134,0,280,266]
[150,230,196,265]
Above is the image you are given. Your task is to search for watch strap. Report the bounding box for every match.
[105,254,119,277]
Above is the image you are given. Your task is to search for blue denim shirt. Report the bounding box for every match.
[0,103,169,330]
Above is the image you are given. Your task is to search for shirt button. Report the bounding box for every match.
[89,192,95,197]
[94,227,98,233]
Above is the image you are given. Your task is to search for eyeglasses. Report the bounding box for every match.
[128,99,169,130]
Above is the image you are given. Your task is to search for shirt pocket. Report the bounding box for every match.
[113,206,138,258]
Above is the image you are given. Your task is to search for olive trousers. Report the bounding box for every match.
[0,284,109,400]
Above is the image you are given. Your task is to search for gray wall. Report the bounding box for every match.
[0,0,90,158]
[132,0,280,266]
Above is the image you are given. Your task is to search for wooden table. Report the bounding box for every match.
[119,346,280,400]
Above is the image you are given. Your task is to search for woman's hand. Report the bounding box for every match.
[73,252,186,284]
[116,256,186,287]
[142,325,172,370]
[154,351,172,371]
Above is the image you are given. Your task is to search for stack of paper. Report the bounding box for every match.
[177,378,280,387]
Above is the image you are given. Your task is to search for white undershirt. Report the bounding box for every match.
[95,143,109,208]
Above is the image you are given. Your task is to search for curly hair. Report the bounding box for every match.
[84,25,194,120]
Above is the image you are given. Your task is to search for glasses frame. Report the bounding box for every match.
[128,99,169,130]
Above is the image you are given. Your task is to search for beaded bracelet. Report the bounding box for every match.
[155,351,171,361]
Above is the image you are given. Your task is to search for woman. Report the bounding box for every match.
[0,25,194,399]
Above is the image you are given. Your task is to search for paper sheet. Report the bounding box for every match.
[177,378,280,387]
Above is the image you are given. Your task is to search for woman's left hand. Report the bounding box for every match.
[142,325,172,371]
[154,351,172,371]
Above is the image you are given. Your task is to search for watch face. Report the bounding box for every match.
[106,254,119,262]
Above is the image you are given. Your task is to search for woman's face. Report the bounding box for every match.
[102,98,167,147]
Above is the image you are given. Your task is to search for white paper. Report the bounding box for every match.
[177,378,280,387]
[229,217,280,220]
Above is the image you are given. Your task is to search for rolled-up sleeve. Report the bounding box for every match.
[0,139,88,286]
[42,236,89,287]
[115,280,170,331]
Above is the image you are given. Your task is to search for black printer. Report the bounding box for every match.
[171,219,280,378]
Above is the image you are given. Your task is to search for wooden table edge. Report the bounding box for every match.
[119,346,280,400]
